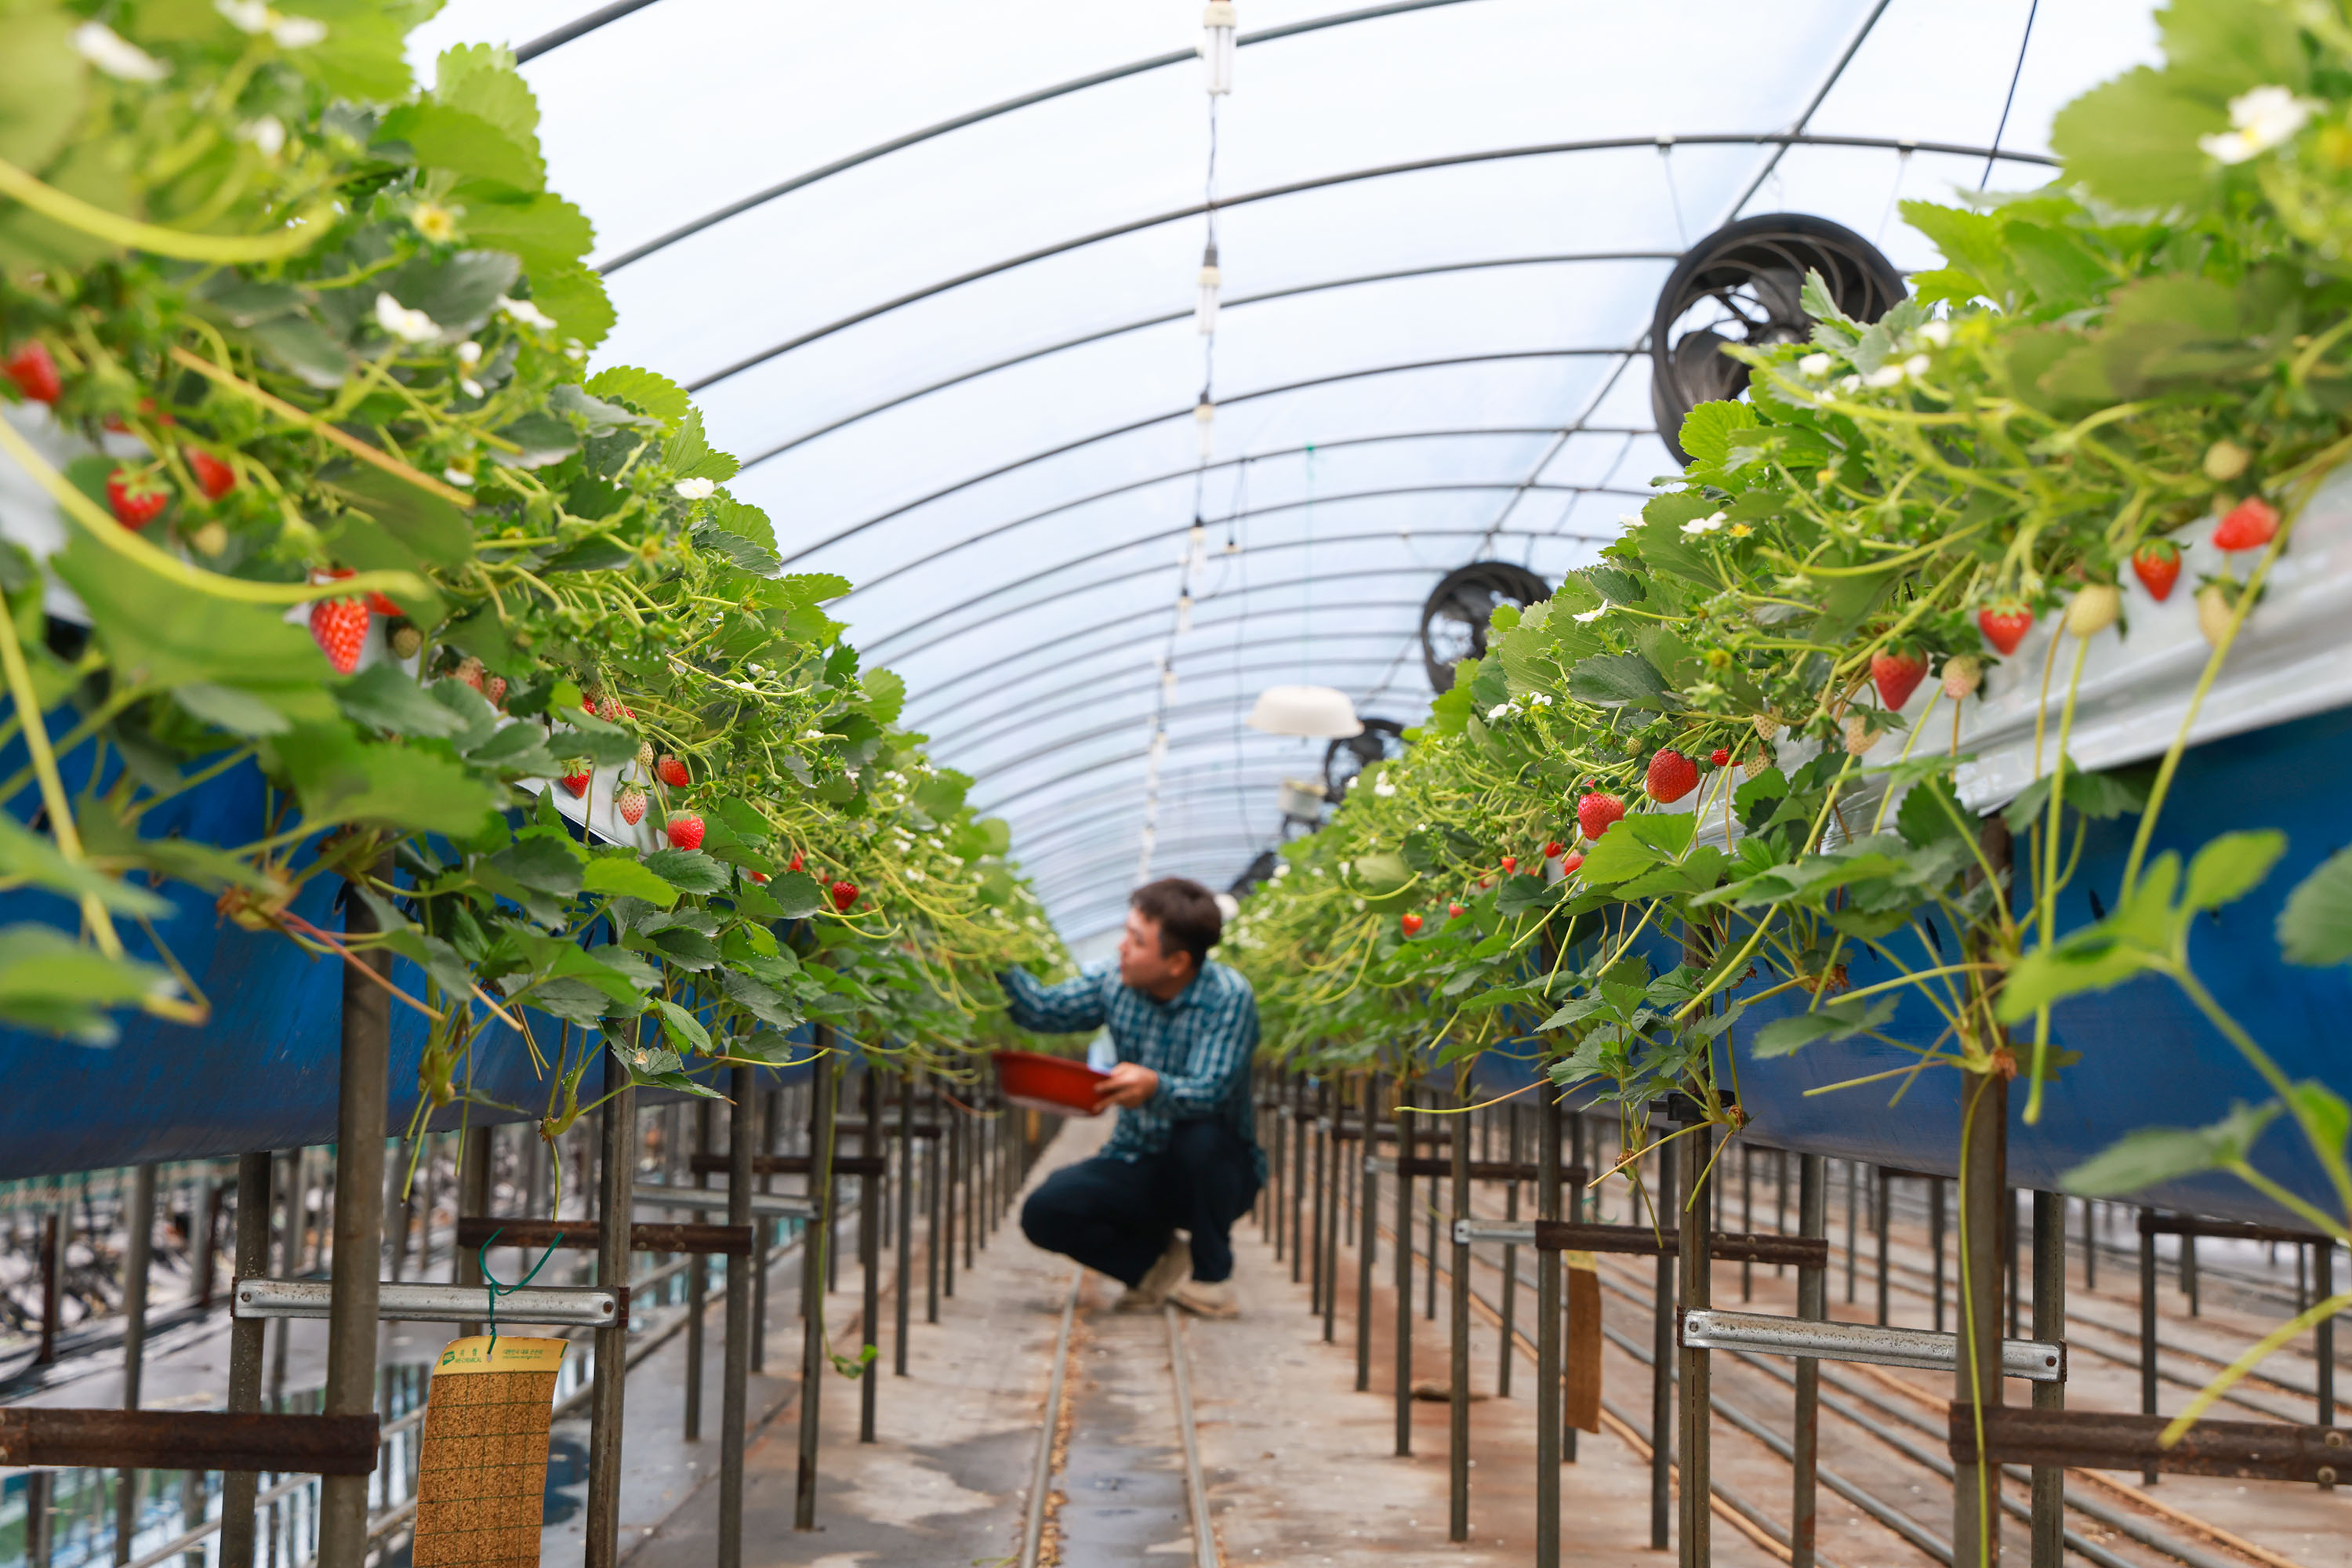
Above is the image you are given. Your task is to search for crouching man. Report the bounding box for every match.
[1001,877,1264,1317]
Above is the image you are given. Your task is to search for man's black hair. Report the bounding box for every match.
[1130,877,1221,970]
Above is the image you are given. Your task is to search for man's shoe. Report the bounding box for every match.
[1115,1236,1192,1312]
[1167,1277,1239,1319]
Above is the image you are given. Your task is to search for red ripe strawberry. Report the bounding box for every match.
[4,342,62,405]
[829,879,859,912]
[1977,601,2034,656]
[1870,645,1927,711]
[1399,912,1423,935]
[616,783,648,826]
[106,470,168,530]
[559,768,591,799]
[2131,539,2182,601]
[1576,791,1627,842]
[655,754,690,788]
[749,870,770,884]
[1561,851,1584,875]
[187,449,237,500]
[365,590,405,619]
[309,599,368,674]
[1644,748,1698,804]
[2212,495,2278,552]
[666,812,706,851]
[1500,855,1518,873]
[1710,748,1731,768]
[1543,840,1564,858]
[788,851,805,873]
[1447,902,1465,918]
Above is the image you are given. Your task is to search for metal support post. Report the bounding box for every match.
[1292,1075,1308,1285]
[1952,1069,2007,1568]
[1448,1096,1471,1542]
[2139,1207,2158,1486]
[1535,1091,1562,1568]
[797,1044,837,1529]
[1793,1154,1824,1568]
[720,1065,754,1567]
[942,1092,957,1301]
[1356,1072,1379,1393]
[1931,1176,1947,1333]
[220,1153,271,1568]
[860,1068,880,1441]
[36,1210,59,1365]
[1651,1134,1675,1552]
[2030,1190,2065,1568]
[1741,1146,1754,1301]
[586,1047,636,1568]
[1500,1103,1520,1399]
[1566,1108,1581,1463]
[926,1080,942,1323]
[1844,1160,1858,1305]
[317,878,388,1568]
[1875,1167,1891,1327]
[896,1070,916,1377]
[1677,1123,1712,1568]
[753,1089,775,1371]
[1321,1082,1341,1345]
[1310,1083,1327,1314]
[2083,1199,2096,1292]
[686,1099,711,1442]
[114,1163,155,1565]
[456,1129,491,1337]
[1393,1078,1414,1457]
[2319,1238,2337,1488]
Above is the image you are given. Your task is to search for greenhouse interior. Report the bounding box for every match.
[5,0,2352,1565]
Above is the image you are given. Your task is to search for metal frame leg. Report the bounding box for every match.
[1535,1092,1563,1568]
[317,880,388,1568]
[1356,1073,1379,1394]
[1677,1125,1712,1568]
[860,1069,880,1442]
[220,1152,270,1568]
[795,1046,837,1530]
[1448,1102,1470,1543]
[1952,1070,2006,1568]
[1651,1133,1675,1553]
[1794,1155,1824,1568]
[2031,1190,2065,1568]
[1393,1080,1414,1458]
[586,1048,637,1568]
[2140,1208,2158,1486]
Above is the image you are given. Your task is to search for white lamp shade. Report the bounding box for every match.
[1247,684,1363,738]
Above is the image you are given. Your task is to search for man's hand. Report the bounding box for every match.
[1094,1062,1159,1110]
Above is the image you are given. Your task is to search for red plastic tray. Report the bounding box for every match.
[992,1050,1109,1116]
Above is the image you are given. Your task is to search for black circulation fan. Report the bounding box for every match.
[1420,561,1551,693]
[1323,717,1405,804]
[1650,212,1907,466]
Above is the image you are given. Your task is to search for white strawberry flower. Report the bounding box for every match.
[459,377,485,400]
[74,22,169,81]
[373,293,438,343]
[1864,364,1905,389]
[1573,605,1609,623]
[2200,85,2317,164]
[1838,374,1863,394]
[1902,354,1931,379]
[673,477,717,501]
[237,116,286,156]
[1798,353,1833,377]
[269,12,326,46]
[441,467,474,488]
[1682,511,1727,535]
[1917,321,1951,347]
[1487,702,1515,720]
[216,0,271,30]
[1372,776,1397,797]
[497,295,557,329]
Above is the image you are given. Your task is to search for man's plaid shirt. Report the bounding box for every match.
[1000,960,1264,1178]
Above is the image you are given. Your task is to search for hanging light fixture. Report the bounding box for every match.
[1247,684,1363,738]
[1192,397,1214,461]
[1175,590,1194,633]
[1187,521,1207,571]
[1201,2,1236,94]
[1195,243,1221,335]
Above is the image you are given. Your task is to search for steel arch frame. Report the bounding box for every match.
[1003,765,1307,852]
[865,514,1621,665]
[590,0,1499,267]
[753,253,1681,465]
[1010,781,1307,866]
[837,426,1646,604]
[932,637,1417,756]
[684,133,2053,396]
[775,346,1639,565]
[974,724,1352,816]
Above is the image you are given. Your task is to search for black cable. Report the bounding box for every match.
[1980,0,2041,189]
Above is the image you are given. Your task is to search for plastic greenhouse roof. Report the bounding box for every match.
[409,0,2159,949]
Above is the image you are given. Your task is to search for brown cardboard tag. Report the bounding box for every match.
[411,1336,566,1568]
[1563,1251,1602,1435]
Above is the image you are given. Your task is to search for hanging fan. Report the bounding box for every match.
[1420,561,1551,692]
[1323,717,1405,804]
[1649,212,1907,465]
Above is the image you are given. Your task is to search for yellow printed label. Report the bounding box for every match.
[1563,1250,1599,1272]
[433,1335,568,1375]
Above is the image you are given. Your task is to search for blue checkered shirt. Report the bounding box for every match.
[1000,960,1263,1178]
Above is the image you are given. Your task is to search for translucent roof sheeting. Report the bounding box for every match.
[412,0,2159,948]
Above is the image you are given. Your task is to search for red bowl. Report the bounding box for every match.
[992,1050,1109,1116]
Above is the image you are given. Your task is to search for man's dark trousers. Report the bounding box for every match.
[1020,1118,1260,1285]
